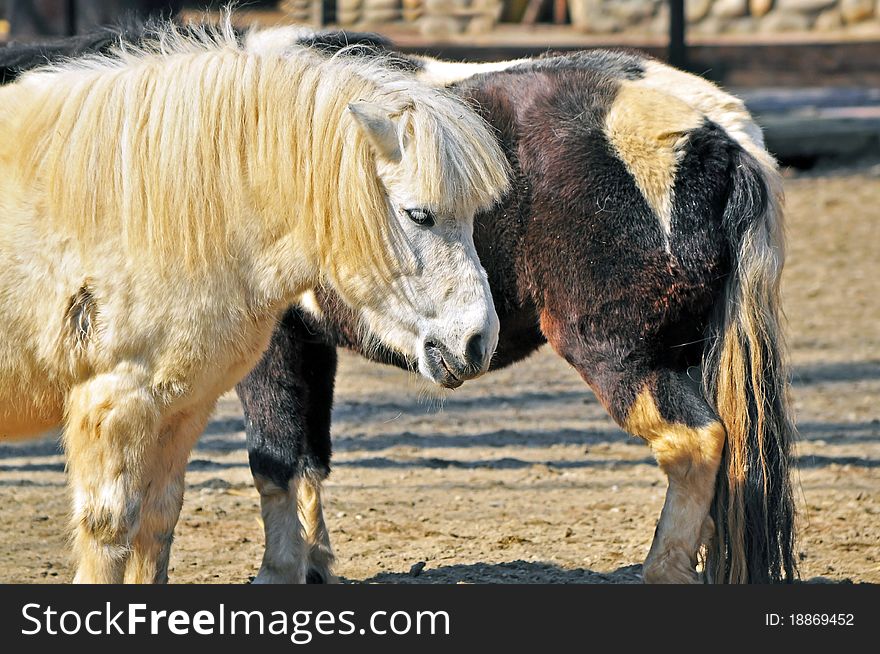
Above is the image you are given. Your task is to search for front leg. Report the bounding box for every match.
[124,404,214,583]
[251,475,307,584]
[237,308,338,584]
[64,372,161,583]
[298,472,337,584]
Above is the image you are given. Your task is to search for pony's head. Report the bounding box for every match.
[324,77,509,387]
[237,31,509,385]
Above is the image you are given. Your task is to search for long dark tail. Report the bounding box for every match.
[702,144,797,583]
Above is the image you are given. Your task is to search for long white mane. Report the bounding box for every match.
[0,19,509,282]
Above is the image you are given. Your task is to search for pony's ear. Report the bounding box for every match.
[348,102,402,163]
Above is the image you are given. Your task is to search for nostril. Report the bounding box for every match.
[465,333,484,367]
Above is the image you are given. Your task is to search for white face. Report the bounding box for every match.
[349,103,499,388]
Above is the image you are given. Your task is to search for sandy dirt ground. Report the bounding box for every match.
[1,170,878,584]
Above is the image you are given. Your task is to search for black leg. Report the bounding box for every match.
[237,307,337,583]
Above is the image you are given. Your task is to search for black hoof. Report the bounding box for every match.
[306,568,326,584]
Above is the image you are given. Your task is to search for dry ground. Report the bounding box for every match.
[1,170,878,584]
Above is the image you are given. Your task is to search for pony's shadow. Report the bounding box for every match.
[353,560,644,584]
[350,561,858,585]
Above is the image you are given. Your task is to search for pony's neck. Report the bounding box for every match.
[228,220,321,312]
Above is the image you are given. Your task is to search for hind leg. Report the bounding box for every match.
[623,371,725,583]
[124,404,214,583]
[237,309,338,584]
[542,314,724,583]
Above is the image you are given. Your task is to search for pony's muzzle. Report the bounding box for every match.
[421,329,494,388]
[422,339,464,389]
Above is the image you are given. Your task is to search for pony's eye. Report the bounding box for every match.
[404,208,435,227]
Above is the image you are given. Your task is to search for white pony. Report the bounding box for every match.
[0,22,509,583]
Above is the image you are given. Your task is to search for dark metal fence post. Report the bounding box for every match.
[668,0,688,70]
[65,0,76,35]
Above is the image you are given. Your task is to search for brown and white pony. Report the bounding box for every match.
[0,22,509,583]
[235,32,796,585]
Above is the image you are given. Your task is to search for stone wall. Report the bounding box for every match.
[570,0,880,35]
[335,0,503,35]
